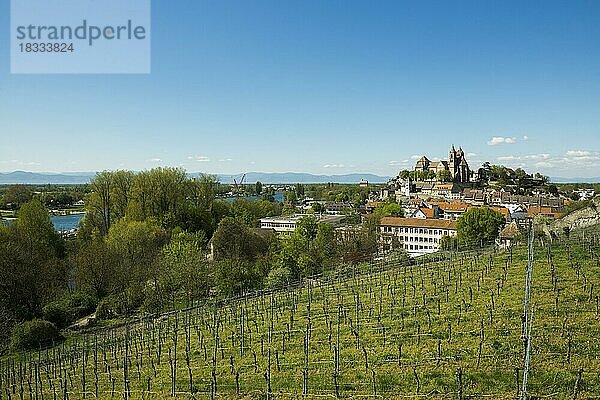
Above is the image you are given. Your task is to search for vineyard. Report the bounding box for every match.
[1,230,600,399]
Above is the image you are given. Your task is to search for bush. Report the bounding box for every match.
[42,291,98,329]
[42,302,70,329]
[266,267,292,289]
[95,296,118,320]
[10,320,61,351]
[95,291,136,320]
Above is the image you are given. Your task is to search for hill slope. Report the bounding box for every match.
[2,235,599,398]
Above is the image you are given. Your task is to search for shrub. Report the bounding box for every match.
[95,296,118,320]
[42,302,70,329]
[10,320,61,351]
[266,267,292,289]
[95,292,133,320]
[42,291,98,329]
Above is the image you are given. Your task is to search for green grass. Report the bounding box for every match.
[2,231,600,399]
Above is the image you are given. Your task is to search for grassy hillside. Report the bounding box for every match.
[2,230,599,399]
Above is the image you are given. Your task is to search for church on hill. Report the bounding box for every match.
[415,145,471,183]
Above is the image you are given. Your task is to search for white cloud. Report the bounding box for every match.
[188,155,210,162]
[523,153,550,160]
[388,160,410,166]
[410,155,422,160]
[150,158,162,162]
[323,164,346,168]
[218,158,233,162]
[488,136,517,146]
[495,150,600,172]
[565,150,591,158]
[522,135,529,141]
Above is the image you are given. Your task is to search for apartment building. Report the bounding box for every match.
[379,217,457,256]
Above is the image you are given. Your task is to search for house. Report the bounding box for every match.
[427,201,471,220]
[501,204,529,226]
[414,181,435,194]
[574,189,595,200]
[365,201,383,213]
[359,179,369,188]
[462,189,486,205]
[432,183,461,199]
[527,206,562,220]
[323,201,353,214]
[497,221,522,248]
[379,217,457,256]
[408,206,439,219]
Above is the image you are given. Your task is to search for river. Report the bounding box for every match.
[51,213,84,232]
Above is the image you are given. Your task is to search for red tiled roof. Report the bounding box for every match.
[380,217,457,230]
[527,206,562,218]
[419,207,435,218]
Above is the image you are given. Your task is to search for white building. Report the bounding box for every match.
[574,188,595,200]
[379,216,457,256]
[260,214,345,234]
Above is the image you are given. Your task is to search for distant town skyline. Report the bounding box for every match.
[1,1,599,178]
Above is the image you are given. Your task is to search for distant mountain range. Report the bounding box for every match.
[2,171,599,185]
[550,177,600,184]
[0,171,96,185]
[0,171,391,185]
[217,172,391,184]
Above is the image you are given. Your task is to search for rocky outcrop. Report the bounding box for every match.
[549,196,600,234]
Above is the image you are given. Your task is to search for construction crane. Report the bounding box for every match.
[233,173,246,195]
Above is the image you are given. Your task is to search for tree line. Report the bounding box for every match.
[0,168,380,352]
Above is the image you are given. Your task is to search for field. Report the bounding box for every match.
[1,230,600,399]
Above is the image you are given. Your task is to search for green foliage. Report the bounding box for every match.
[106,219,167,271]
[211,217,269,261]
[9,235,600,397]
[304,184,371,207]
[10,320,61,351]
[311,202,326,214]
[296,216,319,240]
[230,198,281,227]
[456,207,504,248]
[414,170,436,181]
[284,190,298,204]
[440,234,457,251]
[373,202,404,218]
[214,258,262,296]
[436,169,452,182]
[560,199,593,218]
[2,185,34,210]
[266,266,292,289]
[152,232,212,310]
[95,295,127,320]
[0,199,66,321]
[74,237,120,299]
[42,291,97,329]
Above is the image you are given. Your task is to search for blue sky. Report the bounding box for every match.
[1,0,599,178]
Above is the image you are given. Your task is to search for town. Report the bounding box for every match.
[260,145,576,256]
